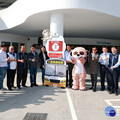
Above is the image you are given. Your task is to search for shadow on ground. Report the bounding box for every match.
[0,86,65,113]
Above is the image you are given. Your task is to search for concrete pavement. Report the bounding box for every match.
[0,69,120,120]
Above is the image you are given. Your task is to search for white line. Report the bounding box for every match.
[105,99,120,108]
[105,100,112,106]
[66,88,78,120]
[112,106,120,108]
[106,99,120,101]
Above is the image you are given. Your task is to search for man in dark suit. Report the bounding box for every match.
[108,46,120,95]
[29,45,39,87]
[39,46,49,86]
[17,45,28,89]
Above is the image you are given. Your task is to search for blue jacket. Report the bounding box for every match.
[108,52,120,72]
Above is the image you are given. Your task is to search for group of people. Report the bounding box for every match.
[64,45,120,95]
[0,43,49,93]
[0,43,120,96]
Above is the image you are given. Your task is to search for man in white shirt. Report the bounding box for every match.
[7,46,17,90]
[99,46,110,91]
[0,43,10,93]
[64,45,74,88]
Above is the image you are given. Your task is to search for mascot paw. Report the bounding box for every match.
[80,88,87,91]
[72,86,79,90]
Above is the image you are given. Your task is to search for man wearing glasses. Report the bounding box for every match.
[99,46,110,91]
[64,45,74,88]
[107,47,120,95]
[7,46,17,90]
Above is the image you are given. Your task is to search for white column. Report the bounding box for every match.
[43,13,64,46]
[50,13,64,36]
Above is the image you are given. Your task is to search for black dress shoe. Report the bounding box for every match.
[100,88,105,91]
[22,85,27,88]
[89,87,93,90]
[93,88,96,92]
[31,84,33,87]
[17,87,21,89]
[109,90,114,94]
[67,86,72,89]
[34,84,38,86]
[114,90,119,96]
[107,87,111,92]
[12,86,16,89]
[8,88,13,91]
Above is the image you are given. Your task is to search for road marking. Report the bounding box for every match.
[106,99,120,101]
[105,100,112,106]
[112,106,120,108]
[105,99,120,108]
[66,88,78,120]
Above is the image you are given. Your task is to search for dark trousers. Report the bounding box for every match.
[41,68,45,84]
[29,66,37,85]
[17,68,28,87]
[66,63,74,87]
[100,65,109,89]
[90,74,97,90]
[7,69,16,89]
[107,70,119,91]
[0,67,7,89]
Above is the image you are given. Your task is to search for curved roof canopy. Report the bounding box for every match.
[0,0,120,40]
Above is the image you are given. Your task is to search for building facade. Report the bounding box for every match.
[0,0,120,53]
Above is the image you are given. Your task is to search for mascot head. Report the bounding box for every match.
[42,29,51,41]
[42,29,50,37]
[71,47,88,59]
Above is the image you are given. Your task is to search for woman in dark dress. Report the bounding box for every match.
[89,47,99,92]
[39,46,49,86]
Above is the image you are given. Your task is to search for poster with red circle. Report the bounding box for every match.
[46,36,66,58]
[48,41,63,58]
[49,41,63,52]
